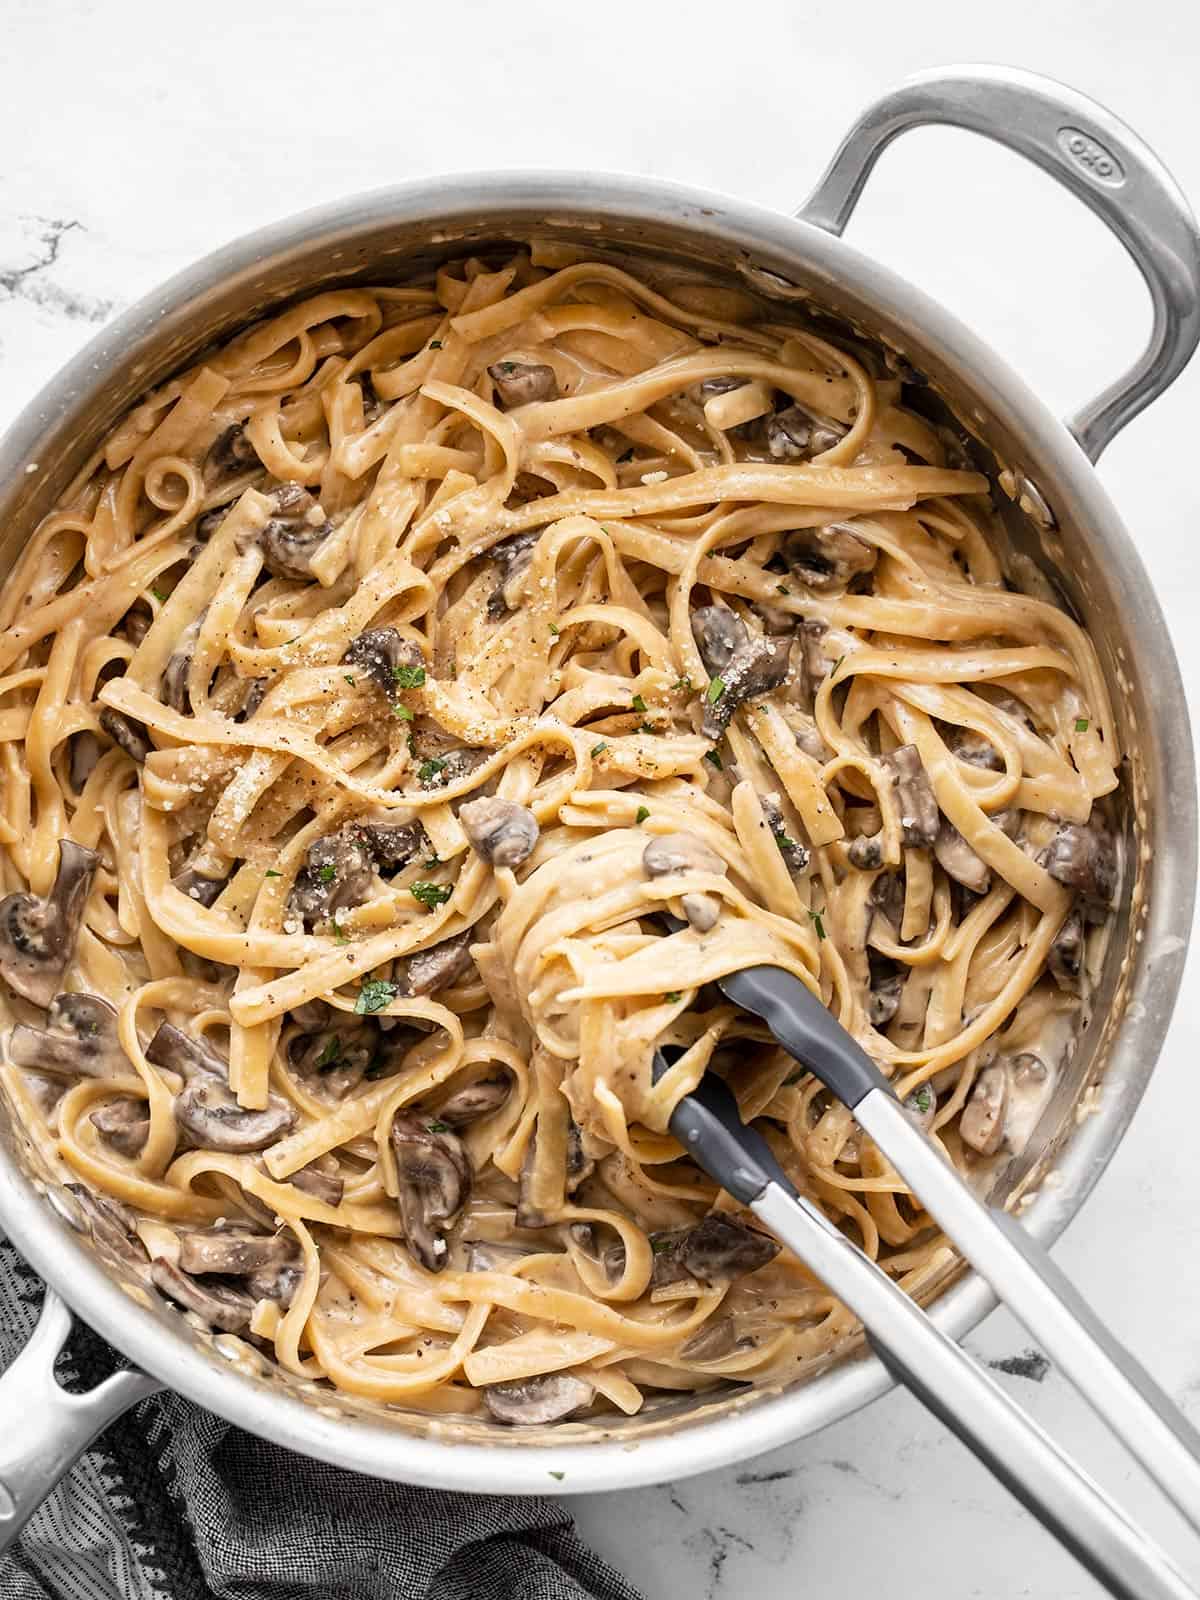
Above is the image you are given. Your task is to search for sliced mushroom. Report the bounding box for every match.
[691,605,749,677]
[1039,821,1117,914]
[289,825,377,926]
[701,634,790,739]
[150,1257,255,1333]
[567,1118,595,1193]
[793,714,831,762]
[933,818,990,894]
[161,614,205,715]
[65,1184,147,1268]
[676,1214,779,1282]
[847,833,885,870]
[172,839,233,907]
[242,484,333,580]
[288,1026,374,1099]
[433,1074,511,1126]
[205,423,259,478]
[795,618,831,708]
[459,798,539,868]
[487,361,559,408]
[89,1096,150,1156]
[0,840,100,1006]
[759,793,809,874]
[235,677,268,722]
[960,1062,1009,1155]
[948,727,1004,771]
[179,1227,299,1277]
[680,1317,743,1363]
[402,933,474,997]
[887,746,938,847]
[871,869,906,930]
[1048,905,1085,992]
[69,731,102,791]
[680,892,720,933]
[120,599,154,645]
[763,404,846,461]
[145,1020,226,1081]
[486,530,542,616]
[866,954,906,1027]
[98,707,151,765]
[175,1076,296,1154]
[343,626,425,694]
[290,1158,345,1208]
[467,1240,535,1272]
[781,523,877,592]
[417,747,487,791]
[390,1113,472,1271]
[9,992,124,1077]
[193,507,228,547]
[483,1373,594,1425]
[357,820,425,872]
[642,831,725,880]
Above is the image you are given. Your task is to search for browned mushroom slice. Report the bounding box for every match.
[886,746,938,847]
[433,1073,511,1127]
[145,1020,227,1081]
[0,841,100,1006]
[933,818,990,894]
[566,1118,595,1194]
[459,798,539,868]
[172,840,233,907]
[483,1373,594,1425]
[343,626,425,694]
[205,423,259,478]
[98,707,152,765]
[289,825,377,926]
[691,605,749,677]
[642,831,725,880]
[847,833,885,870]
[239,483,333,580]
[487,361,558,408]
[960,1062,1009,1155]
[467,1240,535,1272]
[948,727,1004,771]
[69,731,102,791]
[358,820,425,872]
[1047,905,1084,992]
[793,715,831,763]
[419,747,487,791]
[289,1159,344,1208]
[161,614,205,715]
[680,1317,743,1363]
[9,992,124,1077]
[701,635,790,740]
[179,1227,300,1277]
[1039,821,1117,915]
[867,954,906,1027]
[763,404,846,461]
[120,598,154,645]
[485,530,542,617]
[150,1257,255,1333]
[795,618,830,708]
[174,1076,296,1154]
[288,1026,374,1099]
[402,933,474,997]
[90,1096,150,1156]
[677,1214,779,1282]
[390,1113,472,1271]
[64,1183,147,1267]
[680,893,720,933]
[759,793,809,875]
[781,523,877,592]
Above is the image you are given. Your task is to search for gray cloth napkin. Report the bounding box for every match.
[0,1238,642,1600]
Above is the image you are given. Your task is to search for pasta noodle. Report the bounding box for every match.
[0,246,1120,1425]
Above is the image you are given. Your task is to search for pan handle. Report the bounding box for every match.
[798,64,1200,462]
[0,1287,162,1555]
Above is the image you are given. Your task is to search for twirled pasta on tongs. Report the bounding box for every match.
[0,246,1117,1423]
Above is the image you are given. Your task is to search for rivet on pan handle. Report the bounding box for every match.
[798,63,1200,462]
[0,1287,162,1555]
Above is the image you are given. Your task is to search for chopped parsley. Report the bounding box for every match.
[773,830,799,853]
[411,880,453,909]
[317,863,337,884]
[590,741,607,758]
[639,722,656,735]
[630,693,647,713]
[910,1084,933,1113]
[150,586,168,603]
[776,584,790,596]
[423,853,441,868]
[355,977,399,1015]
[344,674,357,686]
[548,1470,566,1481]
[635,805,650,824]
[1075,717,1090,733]
[495,361,517,374]
[393,703,414,721]
[392,664,426,688]
[549,622,560,636]
[617,448,635,464]
[333,928,351,946]
[429,339,444,350]
[650,1235,675,1253]
[315,1036,343,1070]
[704,748,723,771]
[664,991,682,1002]
[418,757,448,782]
[673,675,693,695]
[808,908,826,940]
[705,676,725,705]
[265,869,281,878]
[426,1119,451,1133]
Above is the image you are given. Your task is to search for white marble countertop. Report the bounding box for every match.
[3,2,1199,1595]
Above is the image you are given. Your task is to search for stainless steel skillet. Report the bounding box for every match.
[0,63,1195,1544]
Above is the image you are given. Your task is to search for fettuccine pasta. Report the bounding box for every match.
[0,246,1119,1424]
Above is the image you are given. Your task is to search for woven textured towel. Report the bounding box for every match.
[0,1237,642,1600]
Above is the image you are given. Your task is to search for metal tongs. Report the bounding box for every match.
[653,929,1200,1599]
